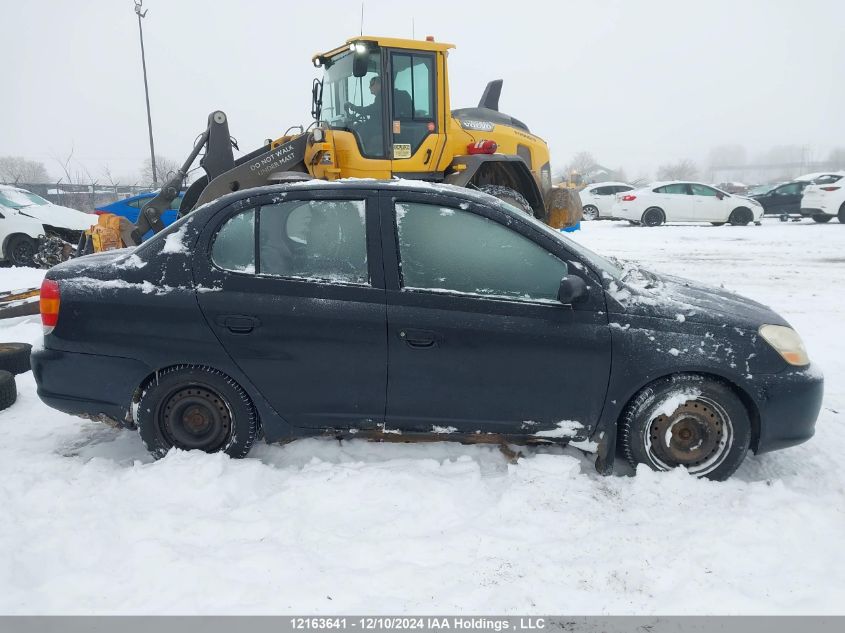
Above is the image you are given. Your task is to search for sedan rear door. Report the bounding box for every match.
[192,189,387,431]
[653,183,693,221]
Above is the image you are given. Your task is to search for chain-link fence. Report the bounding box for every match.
[0,182,153,212]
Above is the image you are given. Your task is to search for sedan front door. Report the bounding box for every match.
[193,190,387,431]
[379,192,612,436]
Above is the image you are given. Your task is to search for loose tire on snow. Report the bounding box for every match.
[478,185,534,216]
[620,374,751,481]
[0,342,32,375]
[0,370,17,411]
[729,207,753,226]
[136,365,259,459]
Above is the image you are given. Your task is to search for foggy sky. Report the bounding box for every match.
[3,0,843,183]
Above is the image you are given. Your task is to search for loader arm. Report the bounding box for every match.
[131,111,235,245]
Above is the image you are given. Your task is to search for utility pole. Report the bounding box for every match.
[135,0,157,187]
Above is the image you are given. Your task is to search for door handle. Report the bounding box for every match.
[423,149,433,165]
[216,315,259,334]
[399,329,438,348]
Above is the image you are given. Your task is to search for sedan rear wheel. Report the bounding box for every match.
[728,207,753,226]
[136,365,259,459]
[620,374,751,481]
[582,205,599,221]
[812,214,832,223]
[641,207,665,227]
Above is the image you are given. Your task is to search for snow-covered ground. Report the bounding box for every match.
[0,218,843,615]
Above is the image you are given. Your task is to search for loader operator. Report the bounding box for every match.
[344,76,384,155]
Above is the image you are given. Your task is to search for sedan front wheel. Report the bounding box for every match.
[620,374,751,481]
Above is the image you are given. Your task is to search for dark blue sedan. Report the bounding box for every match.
[96,192,184,239]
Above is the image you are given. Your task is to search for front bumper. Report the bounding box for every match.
[32,347,151,426]
[753,364,824,454]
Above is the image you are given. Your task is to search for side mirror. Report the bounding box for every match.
[352,51,369,78]
[558,275,588,305]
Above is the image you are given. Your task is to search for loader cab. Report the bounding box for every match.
[314,37,452,179]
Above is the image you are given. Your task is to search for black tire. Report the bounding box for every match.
[0,342,32,375]
[710,222,726,226]
[839,203,845,224]
[641,207,665,227]
[620,374,751,481]
[0,370,17,411]
[812,214,832,223]
[477,185,534,216]
[582,205,599,221]
[5,234,37,267]
[136,365,259,459]
[728,207,753,226]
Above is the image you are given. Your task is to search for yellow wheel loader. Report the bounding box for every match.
[88,36,580,251]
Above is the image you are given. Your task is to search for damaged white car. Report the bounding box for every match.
[0,185,93,267]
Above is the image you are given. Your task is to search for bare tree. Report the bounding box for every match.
[657,159,698,181]
[141,155,180,188]
[0,156,50,184]
[565,151,598,176]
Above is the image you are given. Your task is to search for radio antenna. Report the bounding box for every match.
[360,2,364,35]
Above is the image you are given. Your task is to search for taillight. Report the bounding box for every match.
[466,140,498,155]
[622,194,637,201]
[821,186,840,192]
[40,278,60,334]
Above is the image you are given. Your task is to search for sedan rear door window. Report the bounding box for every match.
[394,202,568,302]
[211,200,369,285]
[211,209,255,273]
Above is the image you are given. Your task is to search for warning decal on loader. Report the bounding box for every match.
[393,144,412,159]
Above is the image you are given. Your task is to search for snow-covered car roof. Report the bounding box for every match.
[794,171,845,182]
[583,181,632,188]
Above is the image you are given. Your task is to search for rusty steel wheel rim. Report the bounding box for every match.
[645,396,733,476]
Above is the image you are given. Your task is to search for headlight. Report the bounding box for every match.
[759,324,809,366]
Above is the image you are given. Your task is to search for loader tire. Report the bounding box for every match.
[0,342,32,375]
[0,371,17,412]
[478,185,533,216]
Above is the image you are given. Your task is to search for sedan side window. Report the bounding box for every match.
[655,184,690,195]
[260,199,368,285]
[212,209,256,273]
[395,202,568,302]
[690,184,719,196]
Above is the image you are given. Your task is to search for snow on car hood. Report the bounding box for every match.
[15,203,94,231]
[605,261,788,329]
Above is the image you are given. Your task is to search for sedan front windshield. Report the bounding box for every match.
[0,189,51,209]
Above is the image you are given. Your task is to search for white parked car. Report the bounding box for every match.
[578,181,635,220]
[800,180,845,223]
[610,181,764,227]
[0,185,94,266]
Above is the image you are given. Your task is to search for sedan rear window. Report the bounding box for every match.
[211,199,368,285]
